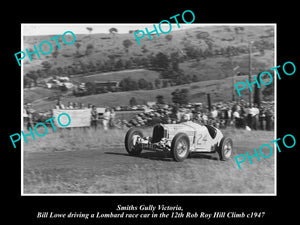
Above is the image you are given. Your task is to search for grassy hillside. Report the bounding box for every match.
[23,25,274,74]
[71,69,160,83]
[23,25,275,109]
[31,74,264,112]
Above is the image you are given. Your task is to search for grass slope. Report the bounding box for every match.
[24,25,274,109]
[31,74,263,112]
[23,127,275,194]
[71,69,160,83]
[23,25,274,75]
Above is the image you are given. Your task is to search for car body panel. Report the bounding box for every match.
[163,121,223,152]
[141,121,223,153]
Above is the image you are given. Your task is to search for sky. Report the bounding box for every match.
[22,23,203,36]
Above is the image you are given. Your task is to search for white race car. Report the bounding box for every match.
[124,121,233,162]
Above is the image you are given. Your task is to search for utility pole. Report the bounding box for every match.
[248,41,253,107]
[232,65,240,102]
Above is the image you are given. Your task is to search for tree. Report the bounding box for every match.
[138,78,149,90]
[165,34,173,42]
[41,61,52,71]
[85,82,96,94]
[141,45,148,54]
[26,71,38,86]
[24,76,33,88]
[170,52,180,71]
[109,27,118,35]
[60,84,68,92]
[119,77,138,91]
[196,31,209,39]
[52,45,59,58]
[75,42,81,56]
[156,95,165,104]
[86,27,93,35]
[147,82,153,90]
[125,60,133,69]
[162,80,169,88]
[129,97,137,106]
[154,78,161,89]
[123,39,133,53]
[171,88,190,105]
[150,52,169,70]
[86,43,94,56]
[115,59,124,70]
[192,74,199,82]
[234,27,239,34]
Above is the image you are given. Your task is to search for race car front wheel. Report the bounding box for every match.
[171,133,190,162]
[218,137,233,161]
[124,128,143,156]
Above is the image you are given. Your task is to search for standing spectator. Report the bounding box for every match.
[193,111,202,123]
[66,102,73,109]
[109,108,116,128]
[103,108,111,130]
[170,106,179,124]
[210,106,218,119]
[210,106,219,127]
[90,105,98,129]
[227,107,233,126]
[265,108,273,131]
[240,106,248,129]
[232,108,241,128]
[182,109,191,122]
[202,112,208,125]
[79,103,86,109]
[244,104,252,129]
[56,99,65,109]
[25,103,34,130]
[72,102,79,109]
[259,106,266,130]
[248,105,255,129]
[252,104,260,130]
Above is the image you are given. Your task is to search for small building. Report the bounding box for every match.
[94,81,119,92]
[147,102,156,107]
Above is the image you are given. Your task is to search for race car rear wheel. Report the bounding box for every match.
[124,128,143,156]
[218,137,233,161]
[171,133,190,162]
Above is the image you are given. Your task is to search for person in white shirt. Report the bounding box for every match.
[102,108,111,130]
[210,106,218,119]
[109,109,116,128]
[251,104,260,130]
[55,99,65,109]
[232,110,240,128]
[66,102,73,109]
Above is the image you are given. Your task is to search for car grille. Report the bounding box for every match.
[152,125,165,143]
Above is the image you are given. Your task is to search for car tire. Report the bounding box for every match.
[124,128,143,156]
[218,137,233,161]
[171,133,190,162]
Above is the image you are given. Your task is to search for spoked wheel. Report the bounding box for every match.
[218,137,233,161]
[171,133,190,162]
[124,128,143,156]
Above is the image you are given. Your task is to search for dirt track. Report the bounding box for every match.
[23,130,275,194]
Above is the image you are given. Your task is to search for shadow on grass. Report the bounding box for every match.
[189,152,219,161]
[105,151,173,161]
[105,151,219,161]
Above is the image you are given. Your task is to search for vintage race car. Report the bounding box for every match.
[124,121,233,162]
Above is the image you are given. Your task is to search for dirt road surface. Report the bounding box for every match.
[23,129,275,194]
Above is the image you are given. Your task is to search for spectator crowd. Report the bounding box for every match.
[123,100,274,131]
[24,99,274,132]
